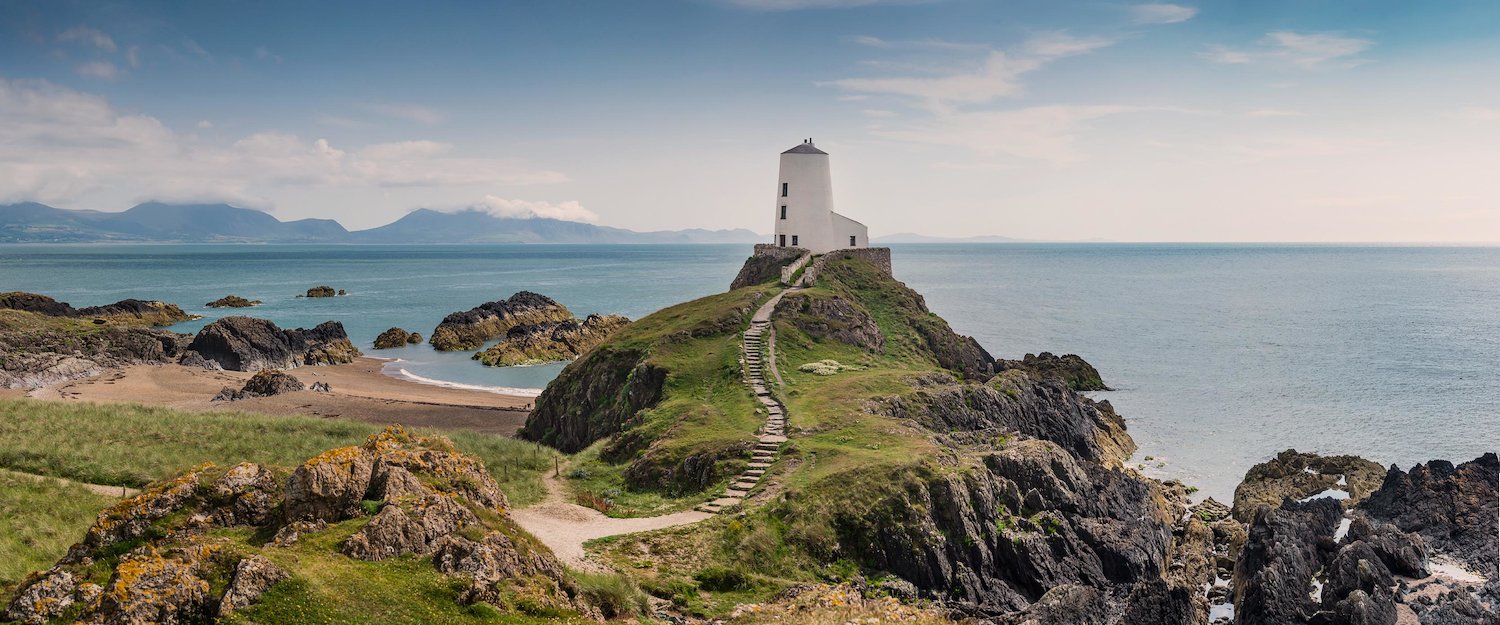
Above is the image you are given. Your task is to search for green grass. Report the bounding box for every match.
[0,471,116,596]
[0,399,558,507]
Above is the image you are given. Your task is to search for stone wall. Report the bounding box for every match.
[729,245,808,290]
[801,247,892,285]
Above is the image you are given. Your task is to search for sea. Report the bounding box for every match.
[2,242,1496,501]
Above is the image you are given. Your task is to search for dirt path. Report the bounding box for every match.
[0,468,139,498]
[510,468,709,571]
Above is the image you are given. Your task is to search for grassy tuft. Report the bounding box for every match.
[0,472,115,596]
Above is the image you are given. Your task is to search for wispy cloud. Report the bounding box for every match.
[360,102,444,125]
[125,46,141,69]
[873,104,1173,163]
[1021,31,1115,58]
[1245,108,1303,118]
[75,61,121,80]
[1202,31,1373,69]
[476,196,598,223]
[1130,3,1197,25]
[254,46,284,63]
[182,39,212,61]
[848,35,987,52]
[57,27,117,52]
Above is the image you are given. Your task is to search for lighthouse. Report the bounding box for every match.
[773,139,868,254]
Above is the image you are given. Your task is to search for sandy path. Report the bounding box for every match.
[511,468,710,571]
[23,358,533,435]
[1,468,140,498]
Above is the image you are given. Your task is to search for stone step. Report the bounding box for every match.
[744,469,765,477]
[711,497,742,507]
[724,488,749,498]
[733,480,758,490]
[696,505,721,513]
[747,461,771,469]
[760,434,788,444]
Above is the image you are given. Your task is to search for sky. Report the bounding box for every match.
[3,0,1500,242]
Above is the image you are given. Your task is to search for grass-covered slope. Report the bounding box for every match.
[0,473,115,596]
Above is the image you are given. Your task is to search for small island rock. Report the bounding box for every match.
[430,291,573,351]
[373,327,422,349]
[205,295,262,308]
[304,285,337,298]
[473,313,630,366]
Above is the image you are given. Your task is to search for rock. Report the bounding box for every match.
[310,380,331,392]
[217,556,288,616]
[1359,453,1499,575]
[776,291,885,352]
[1330,589,1397,625]
[521,346,668,453]
[995,352,1110,391]
[473,313,630,366]
[0,291,195,326]
[204,295,261,308]
[214,369,305,400]
[210,463,281,526]
[1231,449,1386,522]
[1232,497,1342,625]
[729,244,806,289]
[373,327,421,349]
[0,310,191,388]
[430,291,574,351]
[1344,514,1428,578]
[187,316,361,371]
[342,495,479,560]
[283,445,375,522]
[77,470,203,553]
[4,568,76,624]
[270,519,326,548]
[96,546,213,625]
[305,285,337,297]
[337,289,346,296]
[177,350,222,370]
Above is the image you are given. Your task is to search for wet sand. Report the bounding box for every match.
[23,358,534,435]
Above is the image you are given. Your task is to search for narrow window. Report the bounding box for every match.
[781,182,788,197]
[779,234,786,247]
[850,235,857,247]
[791,235,799,246]
[780,206,787,220]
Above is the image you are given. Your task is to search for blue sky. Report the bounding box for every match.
[3,0,1500,241]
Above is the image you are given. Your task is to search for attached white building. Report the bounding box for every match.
[773,140,868,254]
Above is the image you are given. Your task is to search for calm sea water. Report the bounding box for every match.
[2,243,1495,500]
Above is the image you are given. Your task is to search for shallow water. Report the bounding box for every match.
[3,242,1496,501]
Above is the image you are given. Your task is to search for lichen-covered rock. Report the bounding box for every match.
[187,316,361,371]
[210,463,281,526]
[3,568,77,625]
[429,291,574,351]
[521,346,668,453]
[98,546,213,625]
[342,495,479,560]
[205,295,261,308]
[78,468,204,553]
[217,555,288,616]
[284,444,374,522]
[373,327,420,349]
[474,313,630,366]
[1232,449,1386,522]
[995,352,1109,391]
[305,285,337,297]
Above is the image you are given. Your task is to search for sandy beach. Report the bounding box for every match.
[21,357,535,435]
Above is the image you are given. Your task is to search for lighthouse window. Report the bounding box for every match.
[850,235,857,247]
[781,183,788,197]
[791,235,799,246]
[780,206,787,220]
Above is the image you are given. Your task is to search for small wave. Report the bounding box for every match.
[388,367,544,398]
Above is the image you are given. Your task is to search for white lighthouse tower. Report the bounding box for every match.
[773,139,868,254]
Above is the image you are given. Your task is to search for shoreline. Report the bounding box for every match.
[18,357,536,436]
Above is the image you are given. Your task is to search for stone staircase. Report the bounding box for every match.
[696,294,792,514]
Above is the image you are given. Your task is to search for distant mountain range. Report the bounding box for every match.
[0,202,765,245]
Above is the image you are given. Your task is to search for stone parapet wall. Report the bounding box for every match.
[801,247,892,285]
[730,245,809,290]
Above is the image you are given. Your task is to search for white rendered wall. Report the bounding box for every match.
[830,211,869,249]
[773,152,836,253]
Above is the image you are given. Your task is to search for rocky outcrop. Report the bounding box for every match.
[995,352,1110,391]
[4,426,584,623]
[0,291,195,326]
[304,285,337,297]
[205,295,261,308]
[186,316,360,371]
[520,346,667,453]
[373,327,422,349]
[729,244,806,289]
[1360,453,1499,575]
[776,291,885,352]
[473,313,630,366]
[0,310,192,388]
[430,291,574,351]
[1232,449,1386,522]
[213,369,304,401]
[1233,497,1344,624]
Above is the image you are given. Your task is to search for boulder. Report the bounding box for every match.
[213,369,305,401]
[205,295,261,308]
[283,445,375,522]
[474,313,631,366]
[1232,497,1342,625]
[217,556,288,617]
[373,327,420,349]
[3,568,77,625]
[1359,453,1499,575]
[430,291,573,351]
[342,495,479,560]
[1232,449,1385,522]
[96,547,213,625]
[210,463,281,526]
[187,316,361,371]
[995,352,1110,391]
[305,285,337,298]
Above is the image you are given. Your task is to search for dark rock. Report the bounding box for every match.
[1344,514,1428,578]
[429,291,573,351]
[217,556,288,616]
[177,350,222,370]
[995,352,1110,391]
[1359,453,1499,575]
[187,316,360,371]
[0,310,191,388]
[205,295,261,308]
[475,313,630,366]
[310,381,331,392]
[406,332,422,344]
[1323,541,1395,611]
[1232,449,1386,522]
[305,285,336,297]
[0,291,195,326]
[520,346,668,453]
[1232,497,1342,625]
[373,327,420,349]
